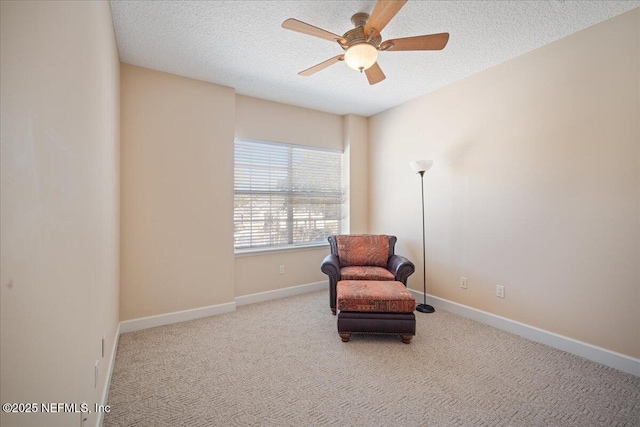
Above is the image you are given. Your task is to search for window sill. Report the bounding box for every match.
[234,243,330,257]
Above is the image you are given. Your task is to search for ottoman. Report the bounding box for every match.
[336,280,416,344]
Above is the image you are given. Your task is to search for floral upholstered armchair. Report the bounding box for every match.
[321,235,415,314]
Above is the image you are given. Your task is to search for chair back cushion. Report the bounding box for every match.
[335,235,389,267]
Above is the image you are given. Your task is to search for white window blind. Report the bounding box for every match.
[234,139,344,250]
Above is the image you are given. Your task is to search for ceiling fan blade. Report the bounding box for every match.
[364,0,408,38]
[299,55,344,76]
[365,62,386,85]
[380,33,450,51]
[282,18,346,43]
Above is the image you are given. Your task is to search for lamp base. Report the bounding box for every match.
[416,304,435,314]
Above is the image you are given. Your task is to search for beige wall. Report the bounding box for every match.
[235,95,343,150]
[235,248,330,296]
[369,9,639,358]
[343,114,369,234]
[0,1,120,426]
[234,95,347,296]
[120,64,235,320]
[120,80,367,314]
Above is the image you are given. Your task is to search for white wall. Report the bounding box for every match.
[369,9,639,358]
[0,1,120,426]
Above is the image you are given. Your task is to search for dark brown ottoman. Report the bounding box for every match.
[336,280,416,344]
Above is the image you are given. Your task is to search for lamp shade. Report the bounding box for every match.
[409,160,433,173]
[344,43,378,71]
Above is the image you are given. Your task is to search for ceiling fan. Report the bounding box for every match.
[282,0,449,85]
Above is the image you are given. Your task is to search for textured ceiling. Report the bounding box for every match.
[110,1,639,117]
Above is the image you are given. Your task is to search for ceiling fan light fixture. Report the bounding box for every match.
[344,43,378,72]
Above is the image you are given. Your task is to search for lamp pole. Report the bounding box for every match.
[411,161,435,314]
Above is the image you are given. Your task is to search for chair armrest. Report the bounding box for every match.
[388,254,415,285]
[321,254,341,313]
[321,254,340,281]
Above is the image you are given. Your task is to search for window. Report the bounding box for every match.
[234,139,344,251]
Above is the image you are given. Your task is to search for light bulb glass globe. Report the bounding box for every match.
[344,43,378,71]
[410,160,434,173]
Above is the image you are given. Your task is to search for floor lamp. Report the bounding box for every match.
[410,160,435,314]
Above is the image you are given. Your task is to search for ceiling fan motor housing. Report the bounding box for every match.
[342,13,382,50]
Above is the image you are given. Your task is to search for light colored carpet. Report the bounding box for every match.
[105,291,640,426]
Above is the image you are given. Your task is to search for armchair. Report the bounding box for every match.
[321,234,415,314]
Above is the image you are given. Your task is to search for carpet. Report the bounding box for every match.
[105,290,640,426]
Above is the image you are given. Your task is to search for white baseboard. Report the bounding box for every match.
[235,280,327,306]
[118,281,327,335]
[409,290,640,377]
[119,302,237,334]
[98,322,120,427]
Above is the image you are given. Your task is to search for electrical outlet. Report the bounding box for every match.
[279,265,285,275]
[496,285,505,298]
[460,277,467,289]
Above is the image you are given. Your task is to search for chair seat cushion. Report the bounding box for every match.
[340,266,395,281]
[337,280,416,313]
